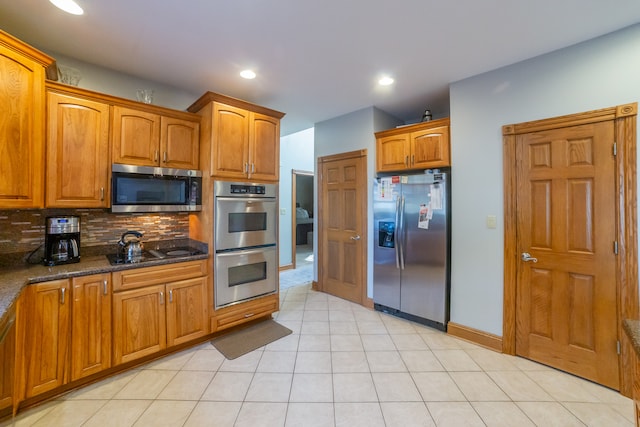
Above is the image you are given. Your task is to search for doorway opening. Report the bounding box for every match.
[291,170,314,271]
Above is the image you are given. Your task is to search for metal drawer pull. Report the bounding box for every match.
[350,235,361,240]
[244,313,255,318]
[159,291,164,304]
[521,252,538,263]
[60,287,66,304]
[103,280,108,295]
[169,290,173,303]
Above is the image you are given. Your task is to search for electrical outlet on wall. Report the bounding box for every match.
[486,215,497,229]
[280,208,286,215]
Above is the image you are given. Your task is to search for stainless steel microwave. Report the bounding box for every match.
[111,164,202,213]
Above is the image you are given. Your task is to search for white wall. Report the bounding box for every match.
[47,50,199,110]
[314,107,402,296]
[279,128,315,266]
[449,23,640,336]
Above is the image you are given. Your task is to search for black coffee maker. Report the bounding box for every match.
[44,216,81,266]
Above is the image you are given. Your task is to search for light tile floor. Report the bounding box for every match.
[2,281,634,427]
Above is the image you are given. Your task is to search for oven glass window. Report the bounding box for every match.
[228,261,267,287]
[228,212,267,233]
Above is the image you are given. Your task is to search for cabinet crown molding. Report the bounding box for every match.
[187,91,285,119]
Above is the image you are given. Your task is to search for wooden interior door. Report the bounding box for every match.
[318,151,367,304]
[515,121,619,389]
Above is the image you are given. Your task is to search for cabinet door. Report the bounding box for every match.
[112,106,161,166]
[71,274,111,381]
[0,43,46,209]
[410,125,450,169]
[211,103,249,179]
[376,134,410,172]
[112,285,166,365]
[46,92,110,208]
[22,280,70,398]
[249,112,280,181]
[166,277,208,347]
[160,116,199,169]
[0,306,15,418]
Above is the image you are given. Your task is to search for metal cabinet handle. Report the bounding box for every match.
[350,235,361,240]
[521,252,538,263]
[244,162,249,173]
[163,151,167,163]
[154,150,159,162]
[169,289,173,303]
[251,163,255,174]
[103,280,108,295]
[60,287,66,304]
[244,313,255,318]
[405,155,409,166]
[100,187,104,201]
[159,291,164,304]
[411,154,415,165]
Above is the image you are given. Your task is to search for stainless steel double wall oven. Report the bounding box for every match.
[214,181,278,309]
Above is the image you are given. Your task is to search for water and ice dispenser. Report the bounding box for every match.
[378,221,395,248]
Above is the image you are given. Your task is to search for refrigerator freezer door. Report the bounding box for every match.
[400,173,449,324]
[373,180,401,310]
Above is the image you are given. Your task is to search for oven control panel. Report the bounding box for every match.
[230,184,266,195]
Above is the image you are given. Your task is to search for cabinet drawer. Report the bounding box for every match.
[112,260,207,291]
[211,296,278,332]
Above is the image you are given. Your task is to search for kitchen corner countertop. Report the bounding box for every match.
[623,319,640,357]
[0,253,209,322]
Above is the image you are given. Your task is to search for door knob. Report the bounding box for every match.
[521,252,538,263]
[350,235,361,241]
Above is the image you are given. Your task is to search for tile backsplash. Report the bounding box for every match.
[0,209,190,257]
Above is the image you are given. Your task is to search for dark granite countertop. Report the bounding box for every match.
[0,252,209,323]
[623,319,640,357]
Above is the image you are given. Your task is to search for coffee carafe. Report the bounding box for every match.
[44,216,81,266]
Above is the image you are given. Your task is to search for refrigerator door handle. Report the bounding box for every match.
[399,195,406,270]
[394,196,401,269]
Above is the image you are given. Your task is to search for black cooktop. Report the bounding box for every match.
[105,247,205,265]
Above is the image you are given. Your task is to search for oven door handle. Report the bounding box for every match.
[215,196,276,203]
[216,246,276,257]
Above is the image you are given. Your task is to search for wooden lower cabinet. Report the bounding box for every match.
[113,284,167,365]
[112,261,209,365]
[211,293,278,332]
[70,274,111,380]
[20,280,70,399]
[0,303,16,420]
[166,277,208,347]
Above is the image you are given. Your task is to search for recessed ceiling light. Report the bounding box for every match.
[378,76,394,86]
[240,69,256,79]
[49,0,84,15]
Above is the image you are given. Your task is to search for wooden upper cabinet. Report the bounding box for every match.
[112,106,161,166]
[211,103,250,179]
[113,106,200,169]
[46,89,110,208]
[161,116,199,169]
[250,112,280,181]
[0,31,55,209]
[375,118,450,173]
[188,91,285,182]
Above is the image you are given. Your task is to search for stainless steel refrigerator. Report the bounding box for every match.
[373,170,450,331]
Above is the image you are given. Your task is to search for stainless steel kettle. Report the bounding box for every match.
[118,230,144,263]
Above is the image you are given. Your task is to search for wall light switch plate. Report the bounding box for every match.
[280,208,286,215]
[487,215,497,229]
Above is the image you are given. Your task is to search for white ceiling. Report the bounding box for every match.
[2,0,640,135]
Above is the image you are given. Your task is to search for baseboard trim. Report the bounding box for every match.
[363,297,374,309]
[279,264,294,272]
[447,321,503,352]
